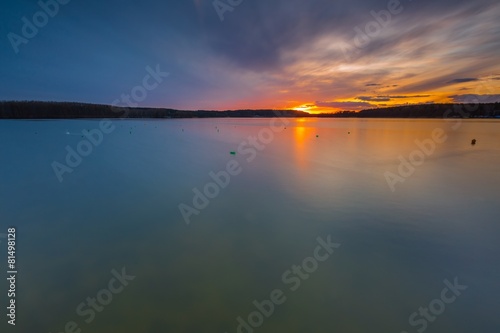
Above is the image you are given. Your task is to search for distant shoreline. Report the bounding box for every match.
[1,101,499,120]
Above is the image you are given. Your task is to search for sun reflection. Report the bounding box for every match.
[292,122,316,171]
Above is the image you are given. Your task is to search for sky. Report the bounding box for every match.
[1,0,500,113]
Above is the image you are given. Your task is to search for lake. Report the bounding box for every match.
[1,118,499,333]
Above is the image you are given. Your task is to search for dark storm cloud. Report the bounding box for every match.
[446,78,479,84]
[204,0,486,63]
[197,0,369,71]
[199,0,497,72]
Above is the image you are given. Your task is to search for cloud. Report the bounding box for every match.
[2,0,500,110]
[446,78,479,84]
[386,95,431,99]
[449,94,500,103]
[357,96,390,102]
[356,95,431,101]
[315,101,374,110]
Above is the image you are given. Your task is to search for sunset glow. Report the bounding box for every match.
[2,0,500,112]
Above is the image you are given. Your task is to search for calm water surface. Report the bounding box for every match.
[1,118,499,333]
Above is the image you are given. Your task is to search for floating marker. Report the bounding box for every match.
[230,151,236,155]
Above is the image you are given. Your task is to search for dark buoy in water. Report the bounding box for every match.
[471,139,476,145]
[348,132,350,134]
[230,151,236,155]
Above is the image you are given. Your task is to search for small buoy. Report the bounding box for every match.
[230,151,236,155]
[348,132,350,134]
[471,139,476,145]
[316,135,319,138]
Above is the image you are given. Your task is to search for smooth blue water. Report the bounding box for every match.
[1,118,499,333]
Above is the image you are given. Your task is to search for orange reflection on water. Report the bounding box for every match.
[292,120,317,171]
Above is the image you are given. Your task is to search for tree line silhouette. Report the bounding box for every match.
[1,101,499,119]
